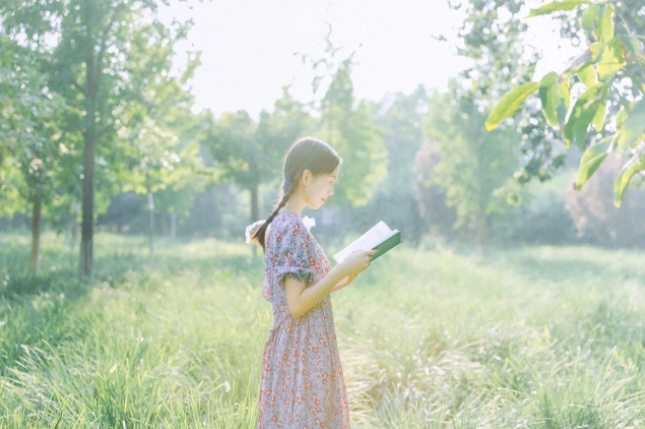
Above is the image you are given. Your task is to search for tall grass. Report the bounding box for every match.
[1,232,644,428]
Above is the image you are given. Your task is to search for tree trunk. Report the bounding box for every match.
[80,1,98,278]
[70,201,80,251]
[477,206,489,258]
[30,193,42,274]
[79,132,96,277]
[148,190,155,255]
[170,212,177,239]
[161,211,168,236]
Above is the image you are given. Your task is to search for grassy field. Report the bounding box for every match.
[1,232,645,428]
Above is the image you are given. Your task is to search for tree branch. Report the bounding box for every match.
[616,11,634,39]
[72,79,87,97]
[97,121,113,139]
[95,4,125,84]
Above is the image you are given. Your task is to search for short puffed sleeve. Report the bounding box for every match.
[271,217,314,286]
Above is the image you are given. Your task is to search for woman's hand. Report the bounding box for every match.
[331,248,377,293]
[331,272,359,293]
[337,248,378,277]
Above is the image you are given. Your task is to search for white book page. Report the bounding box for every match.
[332,221,394,263]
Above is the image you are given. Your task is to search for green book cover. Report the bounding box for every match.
[370,230,401,262]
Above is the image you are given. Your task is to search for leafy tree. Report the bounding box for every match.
[0,0,201,277]
[445,0,570,188]
[424,91,520,257]
[153,124,215,240]
[421,0,535,256]
[414,138,458,242]
[119,117,182,253]
[318,85,387,208]
[366,86,428,246]
[298,25,388,210]
[117,114,211,250]
[111,37,211,253]
[205,87,311,245]
[0,38,78,273]
[375,85,428,184]
[487,0,645,208]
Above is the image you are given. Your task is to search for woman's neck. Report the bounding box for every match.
[284,198,305,218]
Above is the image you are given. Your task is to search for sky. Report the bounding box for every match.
[158,0,579,120]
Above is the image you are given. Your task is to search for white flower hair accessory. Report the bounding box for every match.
[245,219,266,244]
[302,215,316,231]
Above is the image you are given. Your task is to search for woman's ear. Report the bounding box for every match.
[302,169,312,186]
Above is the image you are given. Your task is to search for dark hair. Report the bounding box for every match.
[250,137,342,251]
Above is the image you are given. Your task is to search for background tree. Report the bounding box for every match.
[205,88,311,247]
[414,138,457,243]
[299,25,388,213]
[111,32,210,253]
[311,61,388,210]
[424,91,520,257]
[118,117,181,254]
[360,86,428,247]
[486,0,645,208]
[0,38,78,273]
[421,0,536,256]
[0,0,201,277]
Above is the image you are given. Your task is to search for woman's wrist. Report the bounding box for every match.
[329,264,348,286]
[330,276,349,293]
[335,260,351,275]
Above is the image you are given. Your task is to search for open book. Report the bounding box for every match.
[332,221,401,264]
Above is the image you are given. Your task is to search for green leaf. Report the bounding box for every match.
[618,98,645,147]
[618,35,645,63]
[592,101,606,131]
[564,83,602,149]
[597,4,614,43]
[616,107,627,127]
[527,1,599,18]
[597,37,626,81]
[614,107,628,147]
[590,42,605,61]
[581,4,601,34]
[578,65,597,86]
[539,72,558,92]
[539,72,570,127]
[538,72,558,125]
[575,138,611,189]
[614,149,645,208]
[485,82,539,131]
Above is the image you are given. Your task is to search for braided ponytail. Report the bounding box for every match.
[247,137,341,251]
[248,180,296,250]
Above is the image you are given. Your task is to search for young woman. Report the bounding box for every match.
[248,137,377,428]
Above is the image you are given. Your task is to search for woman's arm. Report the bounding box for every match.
[330,273,358,294]
[284,265,347,318]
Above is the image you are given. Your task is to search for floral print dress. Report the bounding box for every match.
[258,206,350,429]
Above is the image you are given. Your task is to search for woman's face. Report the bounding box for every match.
[304,165,338,209]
